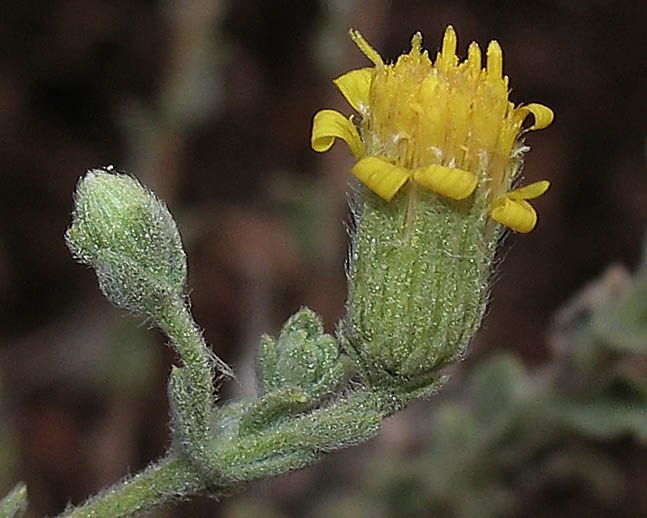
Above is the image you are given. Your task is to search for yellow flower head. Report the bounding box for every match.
[311,26,553,232]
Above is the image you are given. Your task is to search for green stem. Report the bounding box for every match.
[54,385,408,517]
[157,298,231,427]
[159,298,231,387]
[158,299,229,474]
[59,454,205,518]
[209,388,390,486]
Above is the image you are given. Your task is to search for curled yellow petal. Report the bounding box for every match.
[352,156,410,201]
[311,109,365,160]
[412,165,478,200]
[333,68,374,113]
[507,180,550,200]
[491,198,538,233]
[517,103,554,130]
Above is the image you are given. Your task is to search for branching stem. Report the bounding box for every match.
[53,386,396,518]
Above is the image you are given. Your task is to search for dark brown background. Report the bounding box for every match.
[0,0,645,516]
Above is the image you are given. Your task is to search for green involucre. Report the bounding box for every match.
[343,182,500,385]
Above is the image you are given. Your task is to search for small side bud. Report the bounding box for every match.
[257,307,351,402]
[65,168,187,320]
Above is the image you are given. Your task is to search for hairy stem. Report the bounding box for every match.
[55,385,397,517]
[158,299,230,476]
[158,300,225,435]
[59,454,205,518]
[210,388,388,486]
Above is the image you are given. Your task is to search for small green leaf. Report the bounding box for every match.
[239,387,311,435]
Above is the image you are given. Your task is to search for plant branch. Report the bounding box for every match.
[54,384,399,517]
[58,454,204,518]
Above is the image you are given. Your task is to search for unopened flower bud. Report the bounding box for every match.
[65,167,187,319]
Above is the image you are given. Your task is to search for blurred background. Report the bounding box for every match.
[1,0,646,516]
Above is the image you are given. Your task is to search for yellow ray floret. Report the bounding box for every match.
[490,181,550,233]
[412,165,478,201]
[352,157,410,202]
[516,103,555,131]
[333,68,374,114]
[311,109,364,160]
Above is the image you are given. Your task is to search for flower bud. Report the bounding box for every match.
[65,168,187,319]
[257,307,351,402]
